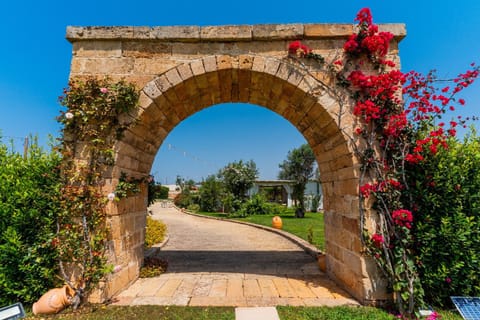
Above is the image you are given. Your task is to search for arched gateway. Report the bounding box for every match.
[66,23,405,304]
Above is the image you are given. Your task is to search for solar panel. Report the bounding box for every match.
[451,296,480,320]
[0,303,25,320]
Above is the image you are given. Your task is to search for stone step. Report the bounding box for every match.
[235,307,280,320]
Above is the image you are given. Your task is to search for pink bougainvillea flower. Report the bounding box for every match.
[426,311,440,320]
[100,87,109,94]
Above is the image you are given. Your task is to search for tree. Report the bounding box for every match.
[149,182,169,201]
[199,175,224,212]
[219,160,258,201]
[278,144,316,211]
[175,175,195,194]
[174,175,198,208]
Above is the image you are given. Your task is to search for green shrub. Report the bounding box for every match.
[173,192,199,209]
[267,203,288,216]
[220,193,242,214]
[199,175,224,212]
[187,204,200,212]
[144,216,167,248]
[148,183,169,202]
[156,185,169,200]
[409,129,480,306]
[139,256,168,278]
[0,138,61,306]
[234,194,270,217]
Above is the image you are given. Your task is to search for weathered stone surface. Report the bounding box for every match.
[122,42,172,58]
[67,23,405,41]
[66,26,134,40]
[82,57,135,75]
[151,26,200,40]
[304,24,354,38]
[73,41,122,57]
[200,25,252,41]
[253,24,303,39]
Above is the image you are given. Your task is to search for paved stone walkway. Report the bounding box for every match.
[113,203,359,307]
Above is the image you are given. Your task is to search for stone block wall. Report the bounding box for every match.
[66,23,405,303]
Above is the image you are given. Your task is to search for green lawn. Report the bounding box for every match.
[26,305,463,320]
[235,212,325,251]
[197,210,325,251]
[277,306,395,319]
[26,305,234,320]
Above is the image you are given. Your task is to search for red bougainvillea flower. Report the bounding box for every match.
[355,7,373,25]
[288,41,301,54]
[344,34,359,53]
[353,99,381,122]
[371,233,384,248]
[360,183,376,197]
[288,41,311,57]
[405,153,424,164]
[388,179,403,189]
[384,112,407,137]
[392,209,413,229]
[361,31,394,57]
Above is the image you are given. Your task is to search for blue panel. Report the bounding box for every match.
[451,296,480,320]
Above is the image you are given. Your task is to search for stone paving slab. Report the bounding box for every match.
[112,204,359,308]
[235,307,280,320]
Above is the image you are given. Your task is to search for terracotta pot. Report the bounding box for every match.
[317,254,326,272]
[272,216,282,229]
[32,285,73,315]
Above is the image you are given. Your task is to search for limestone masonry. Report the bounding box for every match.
[66,23,405,305]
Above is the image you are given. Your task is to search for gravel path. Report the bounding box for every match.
[149,203,316,274]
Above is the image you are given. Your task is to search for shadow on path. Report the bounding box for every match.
[156,250,317,275]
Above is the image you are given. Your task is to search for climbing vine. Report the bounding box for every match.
[287,7,479,319]
[56,77,139,302]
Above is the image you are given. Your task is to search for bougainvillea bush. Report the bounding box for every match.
[0,138,61,306]
[288,7,479,318]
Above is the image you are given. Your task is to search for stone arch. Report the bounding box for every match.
[66,23,405,304]
[105,55,374,303]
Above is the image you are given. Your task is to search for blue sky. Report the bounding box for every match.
[0,1,479,183]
